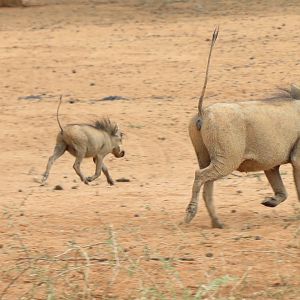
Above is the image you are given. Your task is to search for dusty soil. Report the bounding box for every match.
[0,1,299,299]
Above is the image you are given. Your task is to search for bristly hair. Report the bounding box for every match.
[265,85,300,101]
[92,118,118,136]
[273,87,294,99]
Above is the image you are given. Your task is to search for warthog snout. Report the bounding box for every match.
[112,146,125,158]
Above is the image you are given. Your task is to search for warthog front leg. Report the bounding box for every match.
[89,157,114,185]
[41,142,66,183]
[262,166,287,207]
[86,155,103,183]
[101,163,114,185]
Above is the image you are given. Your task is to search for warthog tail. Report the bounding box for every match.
[197,26,219,129]
[56,95,63,133]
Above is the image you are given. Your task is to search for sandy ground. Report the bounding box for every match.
[0,1,299,299]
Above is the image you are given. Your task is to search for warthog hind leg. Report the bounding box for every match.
[185,161,234,226]
[185,169,203,223]
[73,155,89,184]
[41,142,66,183]
[262,166,287,207]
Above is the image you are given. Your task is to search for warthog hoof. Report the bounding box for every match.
[261,197,280,208]
[212,220,224,229]
[82,177,90,185]
[107,179,114,186]
[41,173,48,183]
[86,176,95,183]
[184,203,198,223]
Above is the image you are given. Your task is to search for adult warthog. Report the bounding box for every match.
[185,27,300,228]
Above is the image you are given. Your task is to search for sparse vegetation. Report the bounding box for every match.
[1,209,237,299]
[1,203,299,299]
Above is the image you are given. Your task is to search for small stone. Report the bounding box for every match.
[101,95,127,101]
[179,257,195,261]
[134,214,140,217]
[231,209,236,213]
[71,186,78,189]
[53,185,64,191]
[90,82,95,86]
[116,177,130,182]
[242,224,252,230]
[205,252,213,258]
[72,69,77,73]
[18,189,23,192]
[272,282,281,287]
[255,236,262,240]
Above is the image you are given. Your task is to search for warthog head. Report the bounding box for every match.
[92,118,125,158]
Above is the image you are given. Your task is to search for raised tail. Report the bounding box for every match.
[196,26,219,129]
[56,95,63,133]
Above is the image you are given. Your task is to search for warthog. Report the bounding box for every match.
[185,27,300,228]
[41,97,125,185]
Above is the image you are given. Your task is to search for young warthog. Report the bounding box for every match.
[41,97,125,185]
[185,27,300,228]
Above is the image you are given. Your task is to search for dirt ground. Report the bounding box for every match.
[0,1,299,299]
